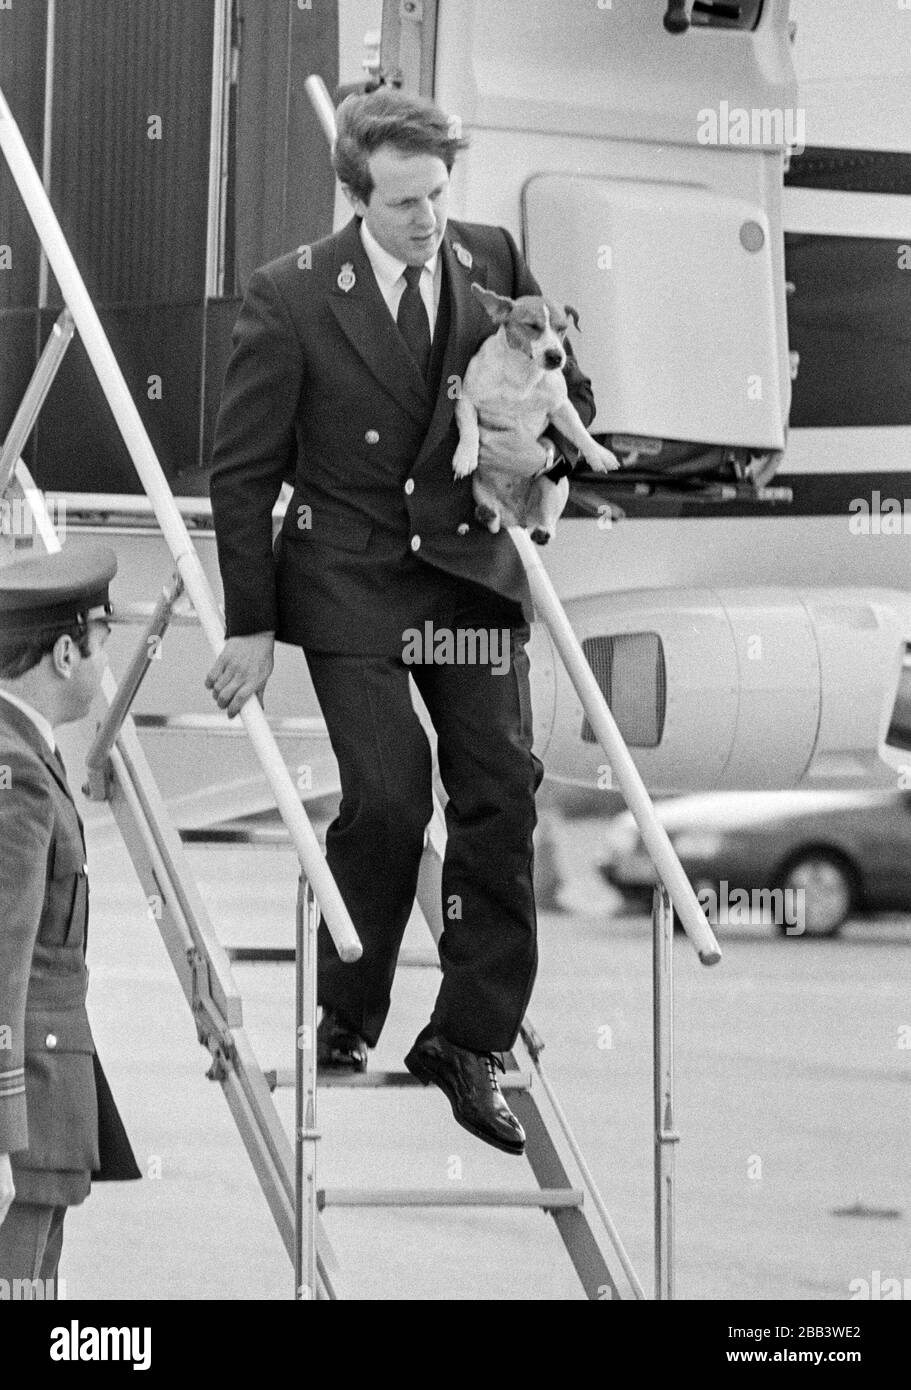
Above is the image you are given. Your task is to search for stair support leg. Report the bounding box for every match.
[295,877,320,1300]
[506,1069,622,1301]
[653,884,679,1300]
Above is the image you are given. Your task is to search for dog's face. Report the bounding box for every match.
[472,285,580,370]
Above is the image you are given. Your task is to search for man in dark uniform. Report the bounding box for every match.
[207,88,599,1156]
[0,545,139,1295]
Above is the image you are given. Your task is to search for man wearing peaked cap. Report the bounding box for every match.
[0,544,139,1297]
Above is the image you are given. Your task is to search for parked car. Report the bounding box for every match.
[600,790,911,937]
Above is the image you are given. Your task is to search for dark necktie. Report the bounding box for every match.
[397,264,432,378]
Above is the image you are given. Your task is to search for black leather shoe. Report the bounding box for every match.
[404,1027,525,1156]
[317,1010,368,1072]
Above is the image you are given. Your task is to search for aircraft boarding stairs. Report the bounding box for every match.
[0,79,722,1301]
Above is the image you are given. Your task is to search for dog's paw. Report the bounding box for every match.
[586,442,622,473]
[475,502,501,533]
[452,446,479,479]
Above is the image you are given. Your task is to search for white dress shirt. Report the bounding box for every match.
[359,220,442,339]
[0,687,56,753]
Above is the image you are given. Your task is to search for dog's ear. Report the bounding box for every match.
[471,282,515,324]
[564,303,581,331]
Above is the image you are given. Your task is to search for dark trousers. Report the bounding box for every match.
[0,1202,66,1296]
[305,579,544,1053]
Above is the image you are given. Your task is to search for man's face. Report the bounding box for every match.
[63,614,111,720]
[352,146,450,265]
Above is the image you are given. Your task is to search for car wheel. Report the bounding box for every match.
[776,851,857,938]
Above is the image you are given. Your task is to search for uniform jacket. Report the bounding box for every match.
[0,700,139,1206]
[209,216,597,653]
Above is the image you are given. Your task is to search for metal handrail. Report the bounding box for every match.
[510,526,720,1299]
[298,75,714,958]
[297,74,719,958]
[0,81,361,965]
[296,61,727,1300]
[2,64,725,1300]
[509,526,721,963]
[298,67,719,1299]
[304,75,339,147]
[40,492,291,520]
[0,308,74,494]
[85,575,186,799]
[131,713,330,737]
[520,1017,647,1299]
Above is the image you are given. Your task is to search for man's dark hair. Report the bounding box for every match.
[332,86,469,204]
[0,621,92,680]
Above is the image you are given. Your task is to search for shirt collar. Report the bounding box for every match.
[359,220,439,292]
[0,687,57,753]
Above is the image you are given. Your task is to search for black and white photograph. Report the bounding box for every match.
[0,0,908,1350]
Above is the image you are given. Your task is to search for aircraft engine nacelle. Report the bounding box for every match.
[530,587,911,791]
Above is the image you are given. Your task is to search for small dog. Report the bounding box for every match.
[453,284,620,543]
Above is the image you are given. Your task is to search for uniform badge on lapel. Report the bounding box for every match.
[452,241,473,270]
[337,262,357,292]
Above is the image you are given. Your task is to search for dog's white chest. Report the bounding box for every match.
[464,356,565,435]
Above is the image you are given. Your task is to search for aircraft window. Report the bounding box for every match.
[690,1,764,30]
[581,633,666,749]
[664,0,764,31]
[785,233,911,428]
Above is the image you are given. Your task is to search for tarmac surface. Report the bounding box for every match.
[60,808,910,1301]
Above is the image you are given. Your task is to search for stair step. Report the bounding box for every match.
[265,1068,531,1092]
[229,946,295,963]
[134,713,329,738]
[318,1187,583,1210]
[184,828,297,848]
[227,946,439,968]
